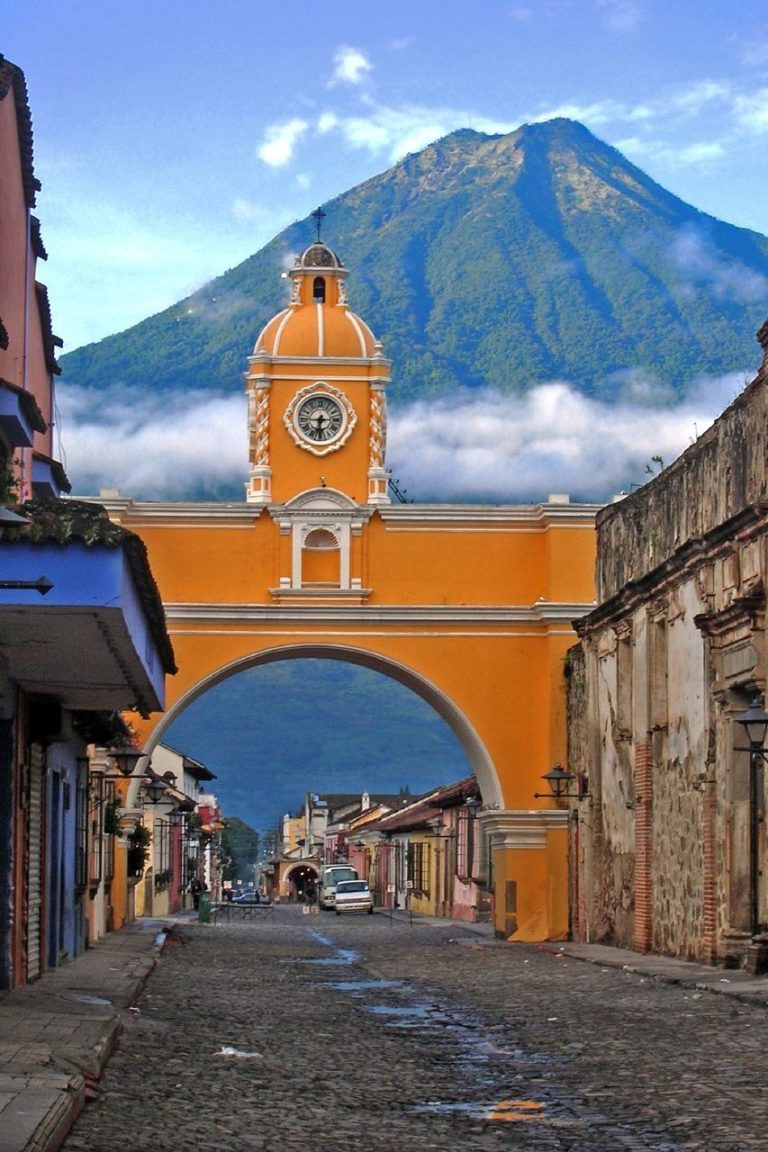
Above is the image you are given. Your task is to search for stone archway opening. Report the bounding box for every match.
[282,862,320,904]
[140,644,501,826]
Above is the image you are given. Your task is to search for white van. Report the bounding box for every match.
[318,865,359,909]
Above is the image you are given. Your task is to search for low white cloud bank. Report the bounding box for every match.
[57,371,745,505]
[385,371,745,503]
[58,391,249,501]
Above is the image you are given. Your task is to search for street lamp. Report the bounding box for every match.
[534,764,588,801]
[108,745,145,777]
[735,695,768,935]
[143,774,168,805]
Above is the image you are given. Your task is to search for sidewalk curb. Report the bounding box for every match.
[0,922,173,1152]
[537,941,768,1009]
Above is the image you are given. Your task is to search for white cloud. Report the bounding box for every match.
[258,73,768,187]
[671,80,731,114]
[618,136,725,168]
[671,227,768,303]
[597,0,645,33]
[316,103,518,162]
[258,119,309,167]
[232,198,268,222]
[733,88,768,133]
[674,141,724,164]
[737,34,768,68]
[58,372,746,506]
[330,46,372,86]
[59,390,248,500]
[386,373,743,503]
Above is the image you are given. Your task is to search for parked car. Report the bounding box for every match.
[232,890,263,904]
[318,865,359,909]
[334,879,374,916]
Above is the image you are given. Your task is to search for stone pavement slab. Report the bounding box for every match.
[4,910,768,1152]
[0,920,171,1152]
[552,940,768,1006]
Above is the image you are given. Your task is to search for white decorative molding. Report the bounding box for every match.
[266,487,373,591]
[162,602,593,625]
[248,385,271,468]
[369,388,387,469]
[245,465,272,505]
[246,358,392,371]
[379,504,603,527]
[481,809,569,850]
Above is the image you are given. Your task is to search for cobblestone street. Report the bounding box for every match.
[61,908,768,1152]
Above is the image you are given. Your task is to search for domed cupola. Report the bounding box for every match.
[254,240,378,360]
[245,216,391,509]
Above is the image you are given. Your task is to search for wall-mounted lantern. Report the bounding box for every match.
[534,764,589,801]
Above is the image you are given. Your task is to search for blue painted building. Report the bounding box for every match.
[0,56,175,987]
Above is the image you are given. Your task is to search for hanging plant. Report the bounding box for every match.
[126,822,152,877]
[0,457,21,505]
[104,799,121,836]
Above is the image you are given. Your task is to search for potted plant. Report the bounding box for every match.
[126,822,151,878]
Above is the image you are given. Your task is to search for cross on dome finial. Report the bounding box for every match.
[311,207,326,243]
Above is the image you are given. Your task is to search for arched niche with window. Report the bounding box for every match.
[313,277,326,303]
[302,526,340,586]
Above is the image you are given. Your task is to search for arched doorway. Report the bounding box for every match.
[283,862,319,904]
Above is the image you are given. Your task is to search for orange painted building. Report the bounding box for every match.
[108,238,599,940]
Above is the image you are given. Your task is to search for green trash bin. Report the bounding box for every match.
[198,891,211,923]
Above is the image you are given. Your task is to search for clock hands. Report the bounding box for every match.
[295,394,344,443]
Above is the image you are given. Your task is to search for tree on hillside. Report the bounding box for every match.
[221,817,260,884]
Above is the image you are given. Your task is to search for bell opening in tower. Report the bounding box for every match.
[313,277,326,303]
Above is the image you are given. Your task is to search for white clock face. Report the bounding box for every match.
[297,395,343,443]
[284,383,357,456]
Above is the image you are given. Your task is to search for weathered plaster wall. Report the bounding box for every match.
[569,324,768,964]
[568,640,635,947]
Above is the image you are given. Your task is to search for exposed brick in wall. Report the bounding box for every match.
[634,742,653,953]
[702,784,718,964]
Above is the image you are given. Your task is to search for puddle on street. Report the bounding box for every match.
[414,1097,546,1123]
[325,979,404,993]
[302,951,359,966]
[307,936,687,1149]
[282,931,360,968]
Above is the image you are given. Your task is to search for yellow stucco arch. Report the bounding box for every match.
[105,237,600,941]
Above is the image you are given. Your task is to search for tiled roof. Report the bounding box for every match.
[0,55,39,208]
[0,378,48,433]
[35,283,62,373]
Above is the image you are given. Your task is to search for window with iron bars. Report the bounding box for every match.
[153,819,171,890]
[407,841,431,896]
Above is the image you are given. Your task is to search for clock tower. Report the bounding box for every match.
[245,236,391,507]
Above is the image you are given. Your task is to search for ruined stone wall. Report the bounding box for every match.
[596,330,768,602]
[568,323,768,965]
[567,637,636,949]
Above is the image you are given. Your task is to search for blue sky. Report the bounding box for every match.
[5,1,768,503]
[7,0,768,352]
